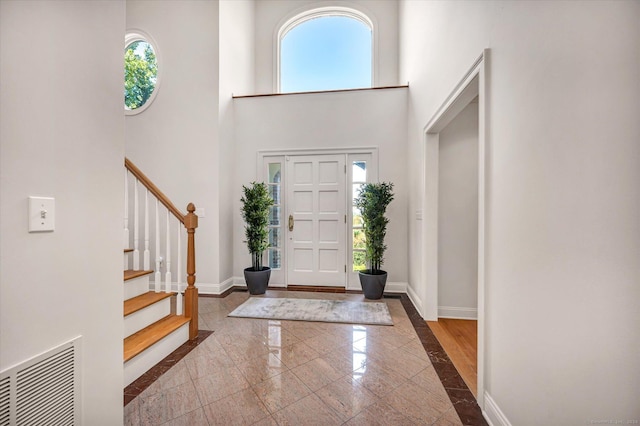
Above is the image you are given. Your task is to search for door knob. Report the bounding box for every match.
[288,214,294,231]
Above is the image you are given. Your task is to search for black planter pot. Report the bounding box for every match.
[243,267,271,295]
[358,270,388,299]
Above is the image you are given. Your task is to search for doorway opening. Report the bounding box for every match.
[428,96,479,395]
[421,50,488,406]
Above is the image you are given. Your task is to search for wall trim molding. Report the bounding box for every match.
[421,48,489,407]
[483,391,511,426]
[406,284,423,317]
[438,306,478,320]
[156,278,235,295]
[346,281,406,293]
[190,278,409,295]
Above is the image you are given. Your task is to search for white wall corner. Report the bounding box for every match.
[437,306,478,320]
[483,391,512,426]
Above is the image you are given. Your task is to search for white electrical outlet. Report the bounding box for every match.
[29,196,55,232]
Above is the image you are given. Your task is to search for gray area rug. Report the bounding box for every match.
[228,297,393,326]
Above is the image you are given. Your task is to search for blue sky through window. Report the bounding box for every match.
[281,16,372,93]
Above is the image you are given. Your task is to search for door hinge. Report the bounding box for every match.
[344,165,347,173]
[345,265,347,273]
[344,214,347,223]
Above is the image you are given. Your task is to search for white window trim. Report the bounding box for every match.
[274,5,377,93]
[125,29,161,116]
[347,153,377,290]
[261,156,286,287]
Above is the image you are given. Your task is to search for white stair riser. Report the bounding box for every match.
[124,275,151,300]
[124,323,189,387]
[124,299,171,338]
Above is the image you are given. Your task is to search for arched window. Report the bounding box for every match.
[278,8,373,93]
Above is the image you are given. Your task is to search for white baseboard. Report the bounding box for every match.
[183,278,409,296]
[384,281,407,293]
[153,278,235,295]
[406,284,423,317]
[438,306,478,320]
[483,391,511,426]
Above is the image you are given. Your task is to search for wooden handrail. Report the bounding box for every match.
[125,158,185,224]
[124,158,199,341]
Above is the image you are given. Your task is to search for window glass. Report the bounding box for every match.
[124,39,158,112]
[267,162,283,270]
[351,160,367,271]
[268,164,282,183]
[281,16,371,93]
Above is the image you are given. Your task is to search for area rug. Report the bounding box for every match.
[228,297,393,326]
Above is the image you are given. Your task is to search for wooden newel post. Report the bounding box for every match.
[184,203,198,340]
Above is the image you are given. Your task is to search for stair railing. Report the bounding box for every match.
[124,158,199,340]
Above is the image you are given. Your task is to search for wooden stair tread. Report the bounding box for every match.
[124,291,174,317]
[124,248,133,253]
[124,315,190,362]
[124,269,153,281]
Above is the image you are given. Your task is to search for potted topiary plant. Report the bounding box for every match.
[354,182,394,299]
[241,182,274,295]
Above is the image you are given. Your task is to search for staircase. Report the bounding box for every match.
[123,158,199,387]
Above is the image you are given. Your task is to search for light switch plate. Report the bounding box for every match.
[29,196,55,232]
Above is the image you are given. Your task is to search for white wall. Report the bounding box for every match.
[254,0,399,94]
[125,0,220,286]
[438,101,478,316]
[0,1,124,423]
[219,0,256,283]
[233,88,408,283]
[401,0,640,423]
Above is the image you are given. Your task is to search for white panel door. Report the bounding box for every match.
[286,155,346,286]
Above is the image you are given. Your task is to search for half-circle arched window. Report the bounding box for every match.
[278,8,373,93]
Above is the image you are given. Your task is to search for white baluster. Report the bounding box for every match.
[133,179,140,270]
[165,210,172,293]
[176,225,183,315]
[124,170,130,270]
[143,188,150,270]
[154,199,161,293]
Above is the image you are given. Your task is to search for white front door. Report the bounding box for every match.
[286,155,346,286]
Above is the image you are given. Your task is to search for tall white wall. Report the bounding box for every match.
[219,0,256,283]
[125,0,220,286]
[438,102,479,316]
[254,0,399,94]
[233,88,408,283]
[0,1,124,423]
[401,1,640,423]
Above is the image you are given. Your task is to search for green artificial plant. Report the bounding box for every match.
[354,182,394,274]
[240,182,274,271]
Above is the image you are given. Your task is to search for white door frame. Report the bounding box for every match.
[421,49,489,408]
[258,147,379,288]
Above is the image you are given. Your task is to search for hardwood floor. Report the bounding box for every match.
[426,318,477,396]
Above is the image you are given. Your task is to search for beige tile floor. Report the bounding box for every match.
[124,290,463,426]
